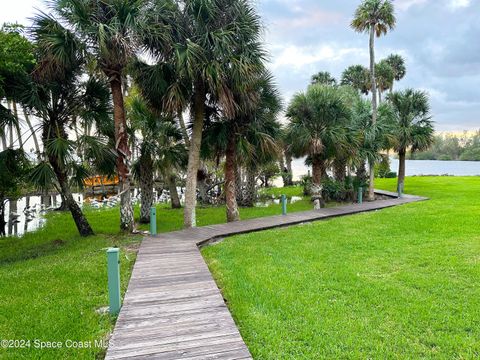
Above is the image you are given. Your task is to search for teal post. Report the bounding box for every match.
[107,248,121,315]
[150,206,157,235]
[397,183,403,198]
[358,187,363,204]
[281,194,287,215]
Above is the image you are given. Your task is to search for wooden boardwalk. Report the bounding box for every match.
[105,193,426,359]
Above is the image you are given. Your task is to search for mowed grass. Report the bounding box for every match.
[202,177,480,359]
[0,194,312,359]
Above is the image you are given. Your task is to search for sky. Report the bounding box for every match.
[1,0,479,132]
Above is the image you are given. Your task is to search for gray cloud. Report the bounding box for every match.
[257,0,480,131]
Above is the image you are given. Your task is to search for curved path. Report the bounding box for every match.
[105,191,426,359]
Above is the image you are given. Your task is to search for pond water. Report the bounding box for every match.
[0,188,179,237]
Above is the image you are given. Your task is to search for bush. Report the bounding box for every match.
[301,174,369,202]
[375,157,397,178]
[300,175,313,196]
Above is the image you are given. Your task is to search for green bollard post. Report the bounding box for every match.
[398,183,403,198]
[358,187,363,204]
[281,194,287,215]
[107,248,121,315]
[150,206,157,235]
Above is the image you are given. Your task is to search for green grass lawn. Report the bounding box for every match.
[0,194,312,359]
[202,177,480,359]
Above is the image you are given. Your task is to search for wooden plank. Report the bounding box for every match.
[105,192,426,359]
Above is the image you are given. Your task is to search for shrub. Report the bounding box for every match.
[375,156,397,178]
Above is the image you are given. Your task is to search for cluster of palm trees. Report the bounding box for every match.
[285,0,434,204]
[0,0,285,236]
[0,0,435,237]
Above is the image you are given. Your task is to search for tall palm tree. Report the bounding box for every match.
[388,89,434,193]
[385,54,406,92]
[375,60,395,103]
[351,0,396,200]
[165,0,265,228]
[25,16,113,236]
[351,98,395,187]
[311,71,337,86]
[286,85,350,204]
[340,65,371,95]
[55,0,152,232]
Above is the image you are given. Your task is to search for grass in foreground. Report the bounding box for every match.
[202,177,480,359]
[0,193,312,359]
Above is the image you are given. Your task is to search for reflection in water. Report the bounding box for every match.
[1,188,183,237]
[255,195,303,208]
[1,194,69,237]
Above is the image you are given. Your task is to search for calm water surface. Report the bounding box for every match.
[289,157,480,180]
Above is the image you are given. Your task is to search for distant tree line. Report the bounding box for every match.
[407,132,480,161]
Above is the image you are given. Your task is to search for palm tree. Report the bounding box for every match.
[164,0,265,227]
[128,91,187,220]
[385,54,406,92]
[375,60,395,103]
[340,65,371,95]
[24,16,113,236]
[55,0,153,232]
[286,85,350,205]
[351,98,395,188]
[351,0,396,200]
[311,71,337,86]
[387,89,434,193]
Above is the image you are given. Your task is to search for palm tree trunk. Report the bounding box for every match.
[139,155,154,224]
[165,173,180,209]
[197,165,209,205]
[177,109,190,148]
[279,154,287,187]
[398,149,406,194]
[225,130,240,222]
[110,79,134,232]
[7,101,13,148]
[50,154,94,236]
[333,158,346,182]
[0,196,6,237]
[311,157,323,188]
[184,83,205,228]
[378,89,382,103]
[285,151,294,186]
[235,165,243,204]
[368,160,375,201]
[242,168,256,207]
[356,161,367,183]
[23,108,40,158]
[369,26,377,199]
[311,157,324,207]
[12,102,23,150]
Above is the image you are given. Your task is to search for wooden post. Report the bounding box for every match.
[107,248,121,315]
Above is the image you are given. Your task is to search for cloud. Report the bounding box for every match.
[275,9,344,29]
[269,44,367,70]
[395,0,429,11]
[448,0,471,9]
